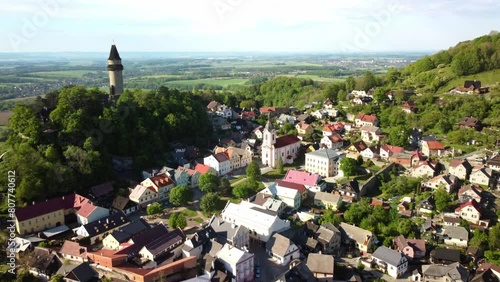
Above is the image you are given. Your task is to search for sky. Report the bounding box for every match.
[1,0,499,53]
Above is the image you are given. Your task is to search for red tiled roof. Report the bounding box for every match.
[449,159,465,167]
[298,121,310,130]
[213,152,230,163]
[176,166,197,176]
[356,113,377,123]
[76,201,98,218]
[276,180,307,193]
[260,107,276,114]
[150,174,174,188]
[194,164,212,174]
[241,111,255,118]
[274,135,301,149]
[455,199,481,213]
[381,145,404,154]
[15,193,89,222]
[59,240,87,258]
[425,140,445,150]
[458,184,483,196]
[284,170,321,186]
[328,133,343,143]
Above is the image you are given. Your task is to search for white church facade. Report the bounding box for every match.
[261,119,301,168]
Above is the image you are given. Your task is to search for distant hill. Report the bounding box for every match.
[400,33,500,93]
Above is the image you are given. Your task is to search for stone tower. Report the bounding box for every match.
[261,117,277,167]
[107,44,124,97]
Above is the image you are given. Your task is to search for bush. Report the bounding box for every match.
[147,202,163,215]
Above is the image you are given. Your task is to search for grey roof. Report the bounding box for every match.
[422,262,469,281]
[322,222,340,233]
[306,253,334,274]
[143,228,185,257]
[64,262,98,282]
[431,248,461,262]
[89,182,113,198]
[187,226,218,249]
[306,148,345,160]
[108,218,150,243]
[340,222,373,246]
[82,211,129,238]
[108,45,121,60]
[114,223,168,256]
[372,246,405,267]
[266,233,293,257]
[316,226,338,243]
[444,226,469,241]
[209,215,248,243]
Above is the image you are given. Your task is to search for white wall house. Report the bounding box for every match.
[204,153,231,176]
[305,149,346,177]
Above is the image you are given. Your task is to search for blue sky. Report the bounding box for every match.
[1,0,499,52]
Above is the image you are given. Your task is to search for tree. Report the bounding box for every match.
[434,188,453,212]
[233,182,251,199]
[339,157,358,177]
[319,210,343,226]
[168,213,186,229]
[451,49,481,75]
[169,185,192,206]
[201,193,220,214]
[470,229,489,249]
[385,67,401,84]
[50,275,64,282]
[345,76,356,93]
[219,177,232,196]
[373,87,387,104]
[147,202,163,215]
[489,223,500,250]
[277,157,284,175]
[198,173,220,193]
[246,161,261,181]
[356,155,364,166]
[8,104,42,145]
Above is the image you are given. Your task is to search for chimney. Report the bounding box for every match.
[106,218,109,224]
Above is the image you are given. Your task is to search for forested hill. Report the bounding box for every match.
[397,32,500,92]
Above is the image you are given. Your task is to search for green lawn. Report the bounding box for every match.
[192,217,204,224]
[229,176,244,184]
[181,209,198,218]
[437,69,500,93]
[30,70,97,78]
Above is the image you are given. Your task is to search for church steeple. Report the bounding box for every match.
[107,44,124,97]
[263,116,276,147]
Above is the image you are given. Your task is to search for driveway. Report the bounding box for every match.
[249,241,288,282]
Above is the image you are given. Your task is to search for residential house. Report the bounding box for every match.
[240,110,256,120]
[88,182,114,207]
[421,174,459,193]
[393,235,425,260]
[182,227,217,259]
[411,160,439,178]
[380,145,404,159]
[76,202,109,225]
[322,123,344,136]
[57,262,99,282]
[443,214,461,227]
[458,185,483,204]
[360,125,383,144]
[323,98,334,109]
[114,223,170,257]
[296,114,314,124]
[207,101,221,112]
[334,181,360,203]
[260,106,288,116]
[443,226,469,248]
[311,109,328,120]
[277,114,295,125]
[14,193,89,235]
[487,153,500,171]
[361,145,380,159]
[175,166,201,188]
[339,222,377,254]
[346,141,368,157]
[422,140,445,157]
[141,173,175,202]
[418,196,436,214]
[215,146,253,171]
[389,150,423,168]
[129,185,158,207]
[320,134,344,150]
[75,211,130,244]
[430,248,461,265]
[58,240,88,262]
[221,201,290,243]
[138,228,186,261]
[284,170,326,194]
[313,192,342,211]
[204,153,231,176]
[306,253,335,282]
[355,113,378,127]
[251,194,288,216]
[305,149,346,177]
[421,262,469,282]
[216,243,254,282]
[372,246,408,278]
[449,159,473,180]
[316,223,341,254]
[401,101,417,113]
[111,195,138,215]
[261,181,307,210]
[253,126,264,139]
[261,120,301,168]
[296,121,313,139]
[470,167,494,187]
[194,163,217,175]
[455,199,482,225]
[27,247,62,280]
[102,218,150,250]
[458,117,482,131]
[266,233,300,266]
[209,215,250,249]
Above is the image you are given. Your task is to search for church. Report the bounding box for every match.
[261,119,301,168]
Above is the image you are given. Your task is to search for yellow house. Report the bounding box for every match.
[15,193,89,235]
[296,121,313,136]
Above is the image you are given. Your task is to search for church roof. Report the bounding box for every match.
[108,45,122,60]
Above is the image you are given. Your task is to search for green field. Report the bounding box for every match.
[438,69,500,93]
[165,78,249,87]
[31,70,97,78]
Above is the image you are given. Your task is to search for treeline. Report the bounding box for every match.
[0,86,211,209]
